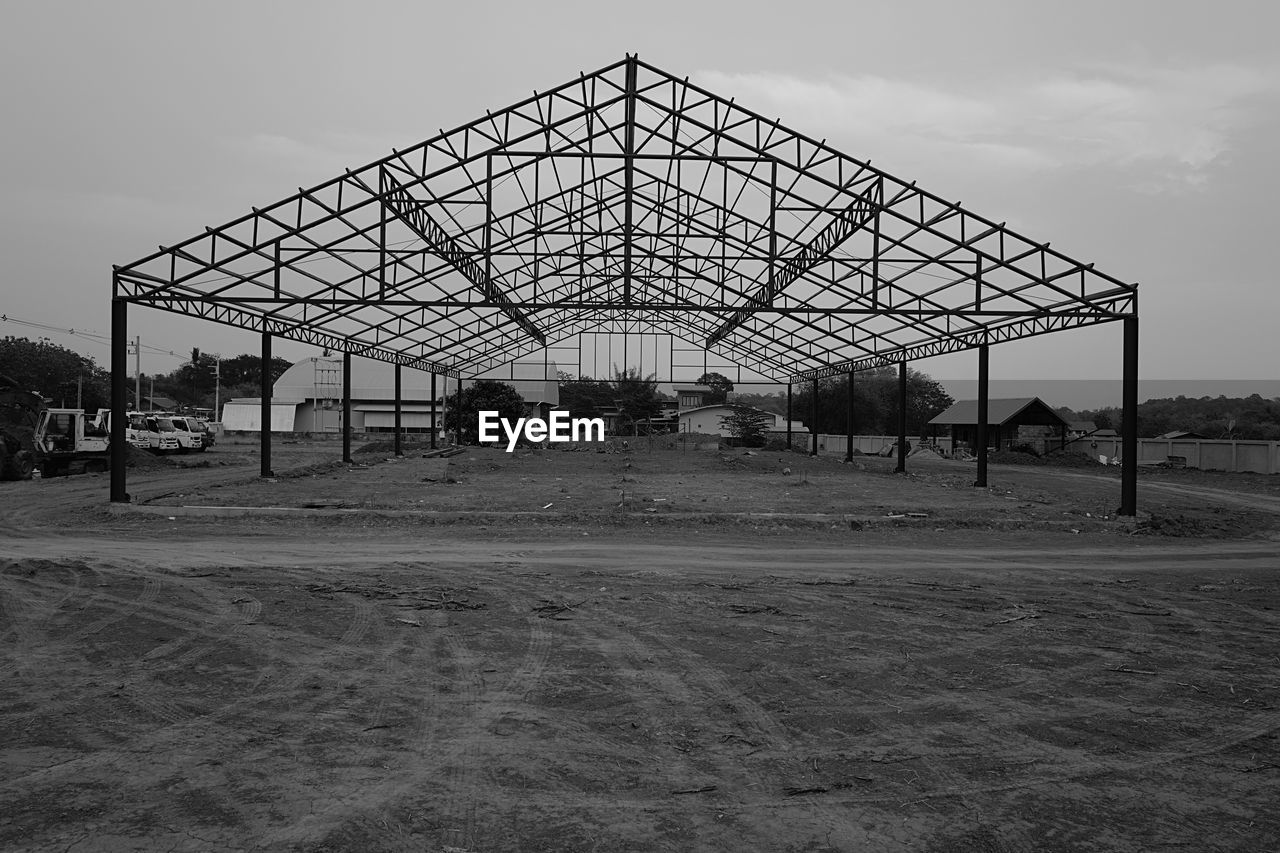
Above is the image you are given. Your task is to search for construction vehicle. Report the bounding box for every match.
[33,408,111,477]
[0,373,43,481]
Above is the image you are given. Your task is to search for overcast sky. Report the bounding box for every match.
[3,1,1277,389]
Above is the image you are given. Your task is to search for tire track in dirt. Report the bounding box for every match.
[491,604,724,844]
[851,578,1237,821]
[1,568,163,733]
[0,576,39,652]
[0,561,93,676]
[0,581,374,794]
[725,702,1280,814]
[629,577,1215,849]
[250,602,450,850]
[632,611,930,847]
[259,578,559,851]
[427,626,490,851]
[284,599,432,852]
[134,576,251,666]
[692,580,1280,824]
[118,589,268,729]
[232,596,422,850]
[541,591,825,845]
[432,606,554,852]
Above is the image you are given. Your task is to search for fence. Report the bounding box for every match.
[792,432,1280,475]
[1080,437,1280,475]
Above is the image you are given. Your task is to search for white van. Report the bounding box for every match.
[156,416,203,453]
[126,412,180,453]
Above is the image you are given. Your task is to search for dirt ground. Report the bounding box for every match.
[2,441,1278,851]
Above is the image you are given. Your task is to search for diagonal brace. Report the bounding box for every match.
[380,167,546,345]
[707,180,882,347]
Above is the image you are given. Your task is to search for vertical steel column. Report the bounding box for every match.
[786,384,793,450]
[895,361,908,473]
[259,330,273,478]
[430,372,437,449]
[393,363,403,457]
[109,297,128,502]
[976,342,989,487]
[844,369,855,463]
[1120,316,1139,516]
[342,350,352,463]
[809,378,818,457]
[622,54,637,305]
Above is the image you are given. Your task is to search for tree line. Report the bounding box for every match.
[554,365,954,437]
[783,367,954,437]
[0,337,292,414]
[1065,395,1280,441]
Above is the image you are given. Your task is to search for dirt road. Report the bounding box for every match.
[2,449,1277,851]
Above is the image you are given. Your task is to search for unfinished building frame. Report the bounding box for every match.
[110,55,1140,513]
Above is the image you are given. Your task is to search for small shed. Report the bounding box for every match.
[928,397,1070,454]
[1067,420,1097,439]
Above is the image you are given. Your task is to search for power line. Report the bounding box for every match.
[0,314,186,359]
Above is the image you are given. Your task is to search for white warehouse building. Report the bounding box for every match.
[221,356,558,434]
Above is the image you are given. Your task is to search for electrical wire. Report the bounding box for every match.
[0,314,187,359]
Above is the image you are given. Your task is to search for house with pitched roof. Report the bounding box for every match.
[928,397,1070,455]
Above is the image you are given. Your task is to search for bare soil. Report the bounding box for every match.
[2,442,1278,851]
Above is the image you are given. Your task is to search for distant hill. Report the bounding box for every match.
[937,379,1280,411]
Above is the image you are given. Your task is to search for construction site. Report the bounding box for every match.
[3,54,1278,852]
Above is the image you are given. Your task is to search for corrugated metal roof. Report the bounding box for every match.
[928,397,1067,427]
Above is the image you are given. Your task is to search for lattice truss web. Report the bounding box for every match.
[113,56,1137,382]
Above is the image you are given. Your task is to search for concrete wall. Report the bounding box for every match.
[806,434,902,455]
[1082,437,1280,474]
[795,432,1280,475]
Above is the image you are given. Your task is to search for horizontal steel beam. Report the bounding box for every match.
[789,299,1136,382]
[111,291,1133,320]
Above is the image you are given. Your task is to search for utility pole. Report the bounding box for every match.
[134,336,141,410]
[213,358,221,422]
[440,374,449,444]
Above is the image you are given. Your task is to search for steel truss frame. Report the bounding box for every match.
[110,53,1140,510]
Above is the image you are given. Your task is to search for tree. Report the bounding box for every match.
[557,371,616,419]
[696,371,734,404]
[792,367,953,437]
[218,353,294,389]
[1079,408,1116,432]
[153,351,294,409]
[442,380,525,444]
[0,336,111,410]
[719,405,773,447]
[611,366,662,434]
[731,391,786,415]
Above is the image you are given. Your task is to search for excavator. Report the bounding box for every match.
[0,373,42,480]
[33,407,111,477]
[0,373,113,479]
